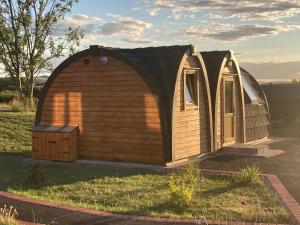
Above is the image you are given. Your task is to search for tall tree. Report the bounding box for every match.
[0,0,83,105]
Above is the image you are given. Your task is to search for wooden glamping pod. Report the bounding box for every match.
[33,45,213,165]
[240,67,270,143]
[201,51,245,150]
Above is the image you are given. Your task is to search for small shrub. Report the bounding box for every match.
[0,205,18,225]
[25,165,47,187]
[10,99,37,112]
[238,166,263,185]
[168,163,200,207]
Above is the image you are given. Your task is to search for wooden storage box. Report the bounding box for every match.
[31,125,78,161]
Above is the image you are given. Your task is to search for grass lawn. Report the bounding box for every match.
[0,112,35,153]
[0,112,292,223]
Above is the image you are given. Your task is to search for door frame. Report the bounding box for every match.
[222,76,236,146]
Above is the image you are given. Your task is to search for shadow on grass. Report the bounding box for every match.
[0,152,164,192]
[200,182,242,197]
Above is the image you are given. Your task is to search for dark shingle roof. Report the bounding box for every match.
[201,51,231,115]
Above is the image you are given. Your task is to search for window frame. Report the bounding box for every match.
[241,75,262,105]
[183,69,199,110]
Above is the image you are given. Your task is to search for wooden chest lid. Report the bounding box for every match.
[31,125,78,133]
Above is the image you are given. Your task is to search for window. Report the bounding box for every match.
[184,71,198,108]
[224,81,234,113]
[241,75,261,103]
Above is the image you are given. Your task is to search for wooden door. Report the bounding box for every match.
[32,132,41,159]
[223,78,235,144]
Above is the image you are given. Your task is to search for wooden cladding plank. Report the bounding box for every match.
[47,86,150,93]
[40,120,162,129]
[42,106,159,113]
[50,80,147,88]
[41,114,161,123]
[46,90,151,97]
[50,81,149,88]
[57,70,138,77]
[41,111,159,118]
[80,136,162,145]
[79,142,163,152]
[42,100,158,108]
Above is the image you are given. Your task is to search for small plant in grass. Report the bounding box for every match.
[0,205,18,225]
[10,99,37,112]
[237,165,263,185]
[25,165,48,187]
[168,163,200,208]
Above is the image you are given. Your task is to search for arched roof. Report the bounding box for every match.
[36,44,200,161]
[200,51,236,115]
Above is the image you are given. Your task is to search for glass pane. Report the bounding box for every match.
[241,76,260,102]
[185,74,197,105]
[185,84,194,104]
[225,81,233,113]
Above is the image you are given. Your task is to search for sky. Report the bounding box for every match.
[58,0,300,81]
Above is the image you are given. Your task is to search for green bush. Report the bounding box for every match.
[0,91,17,103]
[0,78,15,92]
[238,166,263,185]
[168,163,200,207]
[0,205,18,225]
[25,165,48,187]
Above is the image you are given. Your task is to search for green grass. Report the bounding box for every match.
[0,112,35,153]
[3,161,290,223]
[0,112,292,223]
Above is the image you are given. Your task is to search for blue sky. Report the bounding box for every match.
[60,0,300,80]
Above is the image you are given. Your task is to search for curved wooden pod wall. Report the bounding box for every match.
[35,45,213,165]
[201,51,246,150]
[240,67,270,143]
[37,49,163,163]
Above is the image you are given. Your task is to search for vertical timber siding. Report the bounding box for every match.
[173,56,210,160]
[39,56,164,164]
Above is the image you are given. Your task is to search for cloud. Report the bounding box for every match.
[121,37,154,44]
[240,60,300,80]
[182,23,300,41]
[146,0,300,21]
[55,14,154,45]
[100,20,152,36]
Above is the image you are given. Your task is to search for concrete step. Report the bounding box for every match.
[220,144,270,157]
